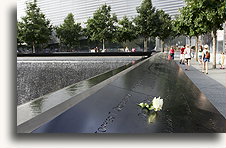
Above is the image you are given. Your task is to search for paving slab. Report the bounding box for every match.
[31,53,225,133]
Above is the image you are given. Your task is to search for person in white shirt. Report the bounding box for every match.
[198,45,203,64]
[202,44,210,74]
[184,45,191,71]
[125,47,129,52]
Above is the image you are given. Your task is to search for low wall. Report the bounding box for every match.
[17,52,153,57]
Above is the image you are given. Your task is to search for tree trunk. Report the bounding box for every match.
[189,36,192,46]
[32,42,35,53]
[144,37,148,52]
[102,39,105,52]
[212,30,217,69]
[195,36,199,61]
[199,35,202,46]
[162,40,165,52]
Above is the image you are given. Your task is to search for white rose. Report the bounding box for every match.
[152,97,163,111]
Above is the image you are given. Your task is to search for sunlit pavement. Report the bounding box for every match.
[175,55,225,118]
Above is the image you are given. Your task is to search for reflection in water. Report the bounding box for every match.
[148,112,157,124]
[30,98,44,115]
[138,108,158,124]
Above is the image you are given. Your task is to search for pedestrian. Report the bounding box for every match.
[198,45,203,64]
[125,46,129,52]
[220,52,225,69]
[169,46,175,60]
[132,48,136,52]
[179,45,185,64]
[95,47,99,53]
[202,44,210,74]
[184,45,191,71]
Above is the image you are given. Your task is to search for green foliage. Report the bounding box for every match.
[134,0,159,38]
[85,4,118,43]
[56,13,82,49]
[173,0,226,67]
[138,102,154,111]
[174,0,226,37]
[18,0,52,52]
[173,5,204,38]
[185,0,226,32]
[134,0,171,51]
[156,9,173,41]
[17,21,24,45]
[116,16,137,44]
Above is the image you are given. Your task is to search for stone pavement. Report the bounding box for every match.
[176,57,226,118]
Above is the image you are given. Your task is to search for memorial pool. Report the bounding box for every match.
[17,56,142,105]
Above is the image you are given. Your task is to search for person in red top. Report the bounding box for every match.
[180,45,186,64]
[169,46,175,60]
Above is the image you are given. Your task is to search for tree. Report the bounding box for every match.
[134,0,159,52]
[180,0,226,67]
[156,10,172,52]
[17,21,24,46]
[18,0,52,53]
[56,13,82,51]
[175,4,208,61]
[116,16,137,47]
[172,16,186,38]
[189,0,226,68]
[85,4,117,50]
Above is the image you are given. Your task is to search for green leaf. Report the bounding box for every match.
[148,105,154,111]
[138,103,145,108]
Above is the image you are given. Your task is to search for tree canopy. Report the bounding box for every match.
[134,0,164,51]
[134,0,159,39]
[17,21,24,45]
[156,9,172,41]
[116,16,137,45]
[18,0,52,53]
[85,4,117,50]
[173,1,209,38]
[174,0,226,67]
[56,13,82,50]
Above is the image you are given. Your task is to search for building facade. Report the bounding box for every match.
[17,0,185,26]
[152,0,185,18]
[17,0,143,26]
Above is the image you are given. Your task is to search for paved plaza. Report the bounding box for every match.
[176,57,226,118]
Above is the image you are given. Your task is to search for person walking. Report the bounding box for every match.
[184,45,191,71]
[179,45,185,64]
[125,46,129,52]
[198,45,203,64]
[220,52,225,69]
[202,44,210,74]
[169,46,175,60]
